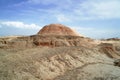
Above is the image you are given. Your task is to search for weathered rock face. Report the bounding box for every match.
[37,24,80,36]
[0,35,95,49]
[32,35,95,48]
[98,43,120,59]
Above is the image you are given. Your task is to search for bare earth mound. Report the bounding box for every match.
[37,24,80,36]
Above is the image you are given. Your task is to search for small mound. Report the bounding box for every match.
[37,24,80,36]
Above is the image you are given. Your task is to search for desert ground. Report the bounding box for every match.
[0,24,120,80]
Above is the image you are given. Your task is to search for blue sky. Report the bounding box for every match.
[0,0,120,39]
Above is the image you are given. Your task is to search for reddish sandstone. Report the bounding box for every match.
[37,24,79,36]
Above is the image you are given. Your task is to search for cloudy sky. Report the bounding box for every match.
[0,0,120,39]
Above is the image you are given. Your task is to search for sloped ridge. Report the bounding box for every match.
[98,43,120,59]
[37,24,80,36]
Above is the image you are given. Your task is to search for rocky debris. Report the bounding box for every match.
[0,36,34,49]
[106,38,120,41]
[98,43,120,59]
[37,24,80,36]
[116,46,120,51]
[114,59,120,67]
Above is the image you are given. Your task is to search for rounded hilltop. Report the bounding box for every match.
[37,24,80,36]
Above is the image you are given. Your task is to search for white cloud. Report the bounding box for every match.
[69,25,120,39]
[1,21,40,29]
[71,27,94,31]
[53,0,120,21]
[28,0,72,6]
[75,0,120,19]
[12,0,120,21]
[28,0,56,5]
[56,14,71,22]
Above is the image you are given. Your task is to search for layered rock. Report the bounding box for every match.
[37,24,80,36]
[35,24,94,47]
[0,35,95,48]
[0,24,95,48]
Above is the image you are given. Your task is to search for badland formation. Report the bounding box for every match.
[0,24,120,80]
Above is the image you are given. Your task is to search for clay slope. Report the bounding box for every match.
[0,46,117,80]
[54,63,120,80]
